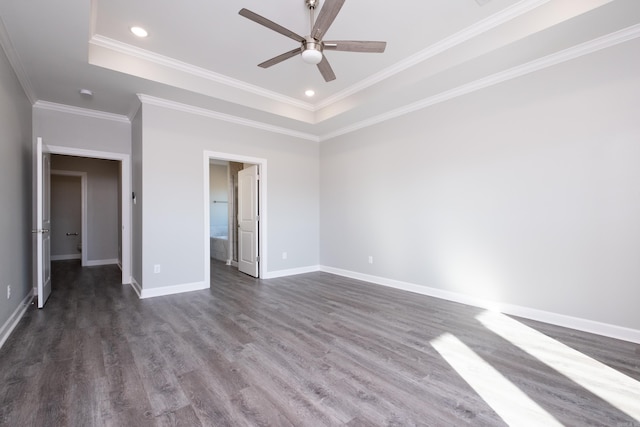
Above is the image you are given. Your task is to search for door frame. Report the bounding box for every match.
[50,170,87,266]
[46,145,132,284]
[203,151,267,284]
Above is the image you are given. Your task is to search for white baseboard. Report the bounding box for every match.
[0,290,34,350]
[320,265,640,344]
[86,258,119,267]
[129,277,142,298]
[51,254,81,261]
[263,265,320,279]
[140,281,208,299]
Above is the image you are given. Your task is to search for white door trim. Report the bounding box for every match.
[50,170,88,266]
[46,145,132,285]
[203,151,267,285]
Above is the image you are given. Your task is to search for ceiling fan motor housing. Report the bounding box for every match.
[301,38,323,64]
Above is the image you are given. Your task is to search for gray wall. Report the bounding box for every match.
[320,40,640,330]
[33,107,131,154]
[131,106,143,287]
[0,42,32,330]
[138,103,320,289]
[50,155,120,263]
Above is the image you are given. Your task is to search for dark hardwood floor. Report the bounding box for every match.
[0,260,638,426]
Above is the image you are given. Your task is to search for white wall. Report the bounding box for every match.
[50,155,120,263]
[0,41,32,335]
[320,40,640,331]
[138,102,320,290]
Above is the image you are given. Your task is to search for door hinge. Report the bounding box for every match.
[256,255,260,263]
[256,215,260,221]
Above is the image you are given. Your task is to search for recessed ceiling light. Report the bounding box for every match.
[130,26,148,38]
[305,89,315,97]
[79,89,93,97]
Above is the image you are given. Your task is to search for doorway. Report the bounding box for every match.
[204,151,267,284]
[50,170,87,265]
[43,144,131,284]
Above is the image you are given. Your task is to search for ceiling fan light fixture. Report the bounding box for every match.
[301,48,323,64]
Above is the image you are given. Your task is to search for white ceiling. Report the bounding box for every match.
[1,0,639,140]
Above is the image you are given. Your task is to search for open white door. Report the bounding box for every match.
[35,137,52,308]
[238,165,259,277]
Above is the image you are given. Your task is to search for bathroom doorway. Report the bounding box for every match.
[204,151,267,282]
[209,160,235,265]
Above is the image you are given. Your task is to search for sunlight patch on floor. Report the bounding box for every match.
[431,332,562,427]
[476,311,640,422]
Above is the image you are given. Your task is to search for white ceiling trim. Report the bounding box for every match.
[90,35,315,112]
[33,100,131,123]
[315,0,552,110]
[320,24,640,141]
[137,94,319,142]
[0,15,36,104]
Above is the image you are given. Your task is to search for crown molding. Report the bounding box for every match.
[315,0,552,110]
[320,24,640,141]
[0,15,36,104]
[127,101,142,122]
[137,94,319,142]
[33,100,131,123]
[90,35,315,112]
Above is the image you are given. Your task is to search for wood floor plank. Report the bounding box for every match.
[156,404,203,427]
[33,358,73,427]
[127,335,190,417]
[235,344,345,426]
[0,260,638,426]
[148,322,204,376]
[68,329,108,427]
[230,386,298,427]
[100,325,155,424]
[177,370,243,427]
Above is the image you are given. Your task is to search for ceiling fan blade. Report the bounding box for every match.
[258,48,301,68]
[323,40,387,53]
[317,55,336,82]
[311,0,345,41]
[239,8,305,43]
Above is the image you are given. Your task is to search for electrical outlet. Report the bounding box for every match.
[154,264,161,274]
[368,256,373,264]
[282,252,287,260]
[7,285,11,299]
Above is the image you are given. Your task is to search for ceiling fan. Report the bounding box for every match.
[239,0,386,82]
